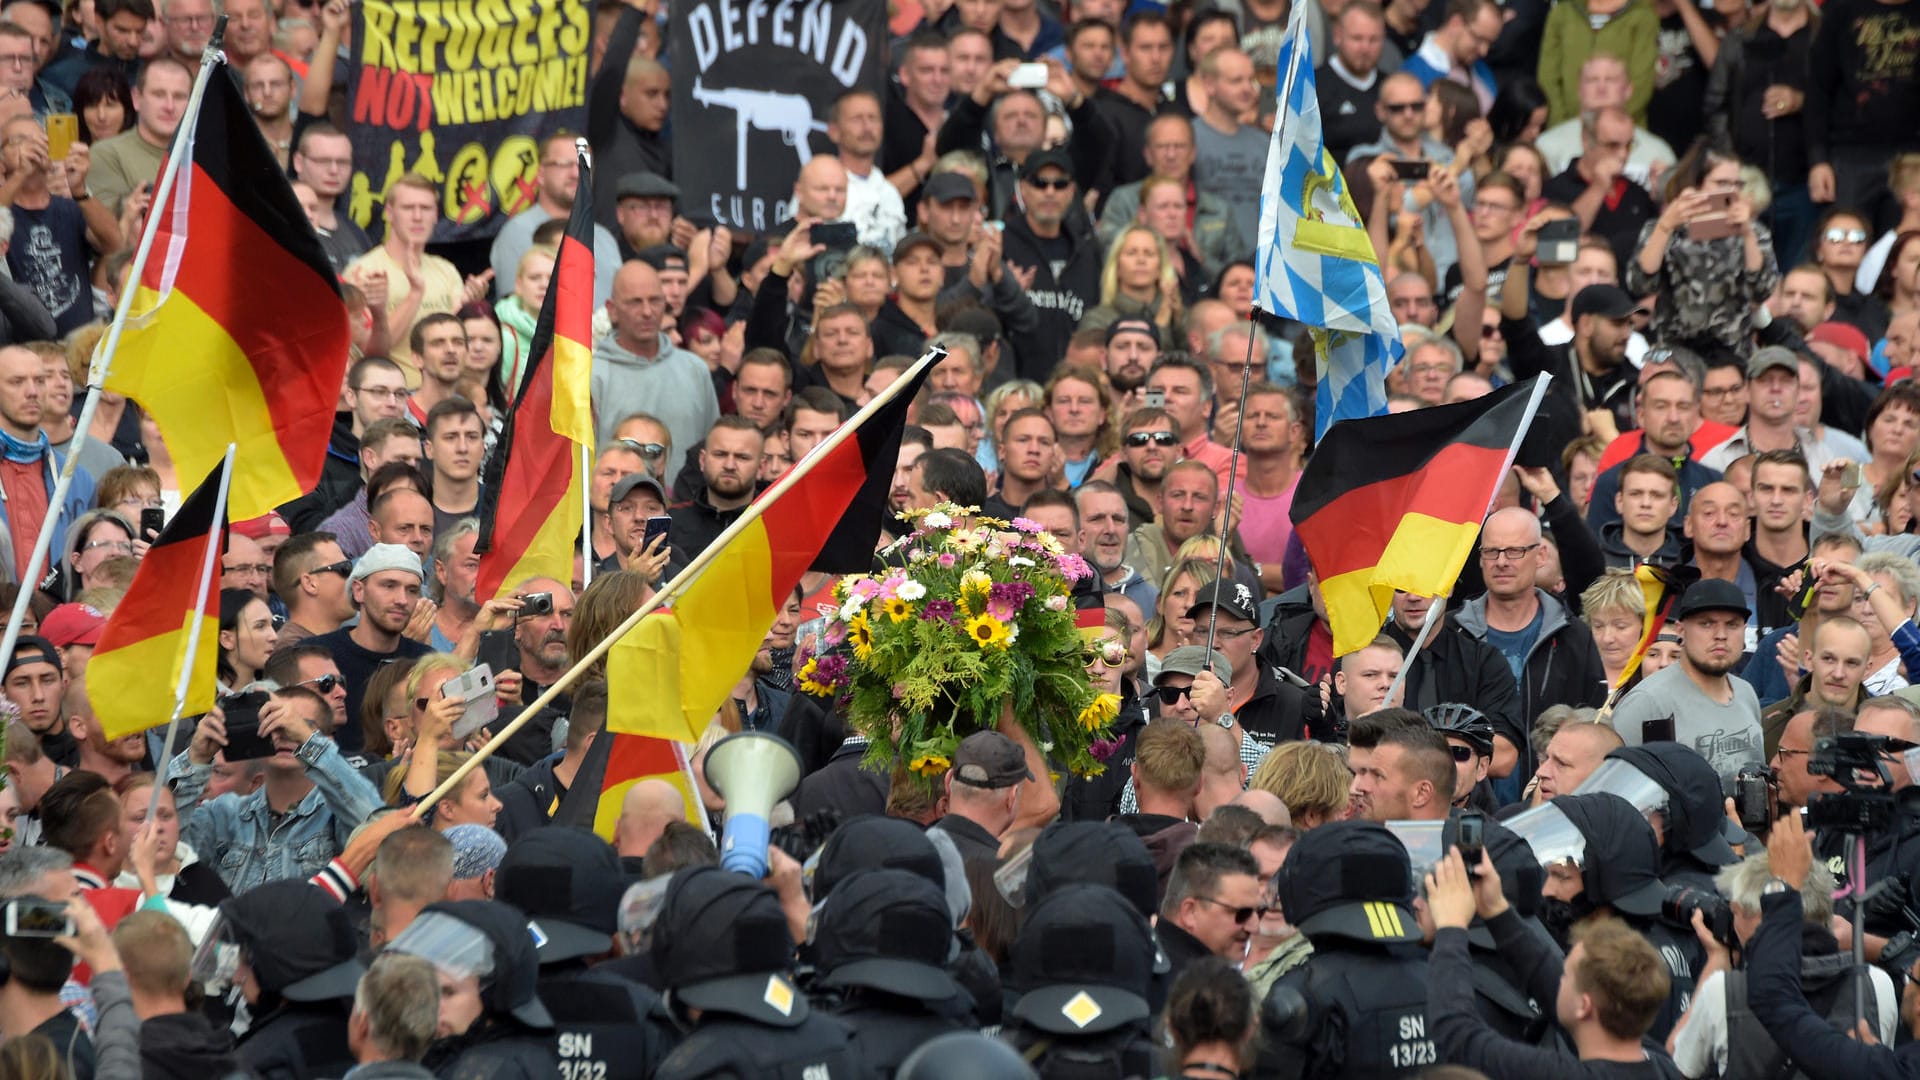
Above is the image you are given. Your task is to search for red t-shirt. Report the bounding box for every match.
[1,457,48,583]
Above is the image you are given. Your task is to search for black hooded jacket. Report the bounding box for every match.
[138,1011,242,1080]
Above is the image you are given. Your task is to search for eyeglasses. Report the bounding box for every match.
[1157,684,1194,705]
[1194,896,1265,923]
[223,562,272,576]
[308,559,353,578]
[1773,746,1809,759]
[1824,228,1868,245]
[1025,176,1073,191]
[1481,544,1540,563]
[83,539,134,554]
[1212,625,1259,639]
[301,674,343,695]
[352,385,407,400]
[1382,101,1423,113]
[0,53,33,66]
[1125,431,1180,447]
[616,438,667,460]
[1481,324,1502,339]
[1472,200,1518,215]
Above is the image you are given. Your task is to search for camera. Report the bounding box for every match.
[1734,764,1776,831]
[1806,733,1898,834]
[219,690,276,761]
[1662,884,1735,948]
[518,592,554,617]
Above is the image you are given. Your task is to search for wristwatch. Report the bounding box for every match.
[1215,713,1235,729]
[1762,877,1794,896]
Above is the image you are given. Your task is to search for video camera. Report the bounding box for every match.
[1806,733,1897,835]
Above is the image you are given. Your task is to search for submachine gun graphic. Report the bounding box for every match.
[692,79,830,190]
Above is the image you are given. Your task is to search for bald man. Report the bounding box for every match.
[592,260,718,480]
[791,156,849,223]
[613,779,688,863]
[1454,504,1609,804]
[1529,721,1624,805]
[1229,788,1292,826]
[1762,615,1873,755]
[1196,723,1246,820]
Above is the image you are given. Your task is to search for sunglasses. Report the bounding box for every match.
[1825,228,1868,244]
[1195,896,1266,923]
[1158,684,1194,705]
[1481,324,1502,339]
[1125,431,1180,448]
[1025,176,1073,191]
[1448,744,1477,763]
[1382,101,1423,114]
[309,559,353,578]
[616,438,667,460]
[301,674,343,695]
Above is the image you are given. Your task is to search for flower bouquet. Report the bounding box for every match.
[797,504,1122,785]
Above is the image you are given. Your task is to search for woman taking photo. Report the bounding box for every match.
[1626,144,1778,355]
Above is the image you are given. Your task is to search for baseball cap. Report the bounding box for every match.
[893,231,941,262]
[1277,820,1421,945]
[1153,645,1230,685]
[1570,284,1644,322]
[6,635,62,678]
[1809,321,1871,363]
[445,824,506,882]
[40,603,104,648]
[1019,147,1073,182]
[1745,345,1799,380]
[1185,579,1259,624]
[636,244,688,273]
[1105,317,1159,346]
[1635,344,1702,388]
[616,172,678,201]
[231,511,290,541]
[951,730,1035,789]
[922,172,978,204]
[609,473,666,506]
[351,543,422,585]
[1674,578,1751,621]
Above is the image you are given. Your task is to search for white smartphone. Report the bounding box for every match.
[1009,62,1048,89]
[442,664,499,742]
[5,898,73,938]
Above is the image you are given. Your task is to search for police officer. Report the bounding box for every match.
[898,1032,1040,1079]
[386,900,559,1080]
[493,827,677,1080]
[1001,883,1160,1077]
[1020,821,1171,1010]
[1538,792,1700,1042]
[812,869,975,1073]
[1603,743,1743,890]
[217,880,365,1080]
[650,866,867,1079]
[1257,819,1434,1080]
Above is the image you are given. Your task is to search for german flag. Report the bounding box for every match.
[607,354,935,744]
[1290,376,1549,656]
[554,727,702,842]
[90,458,230,740]
[474,142,594,603]
[1611,563,1697,692]
[103,69,348,523]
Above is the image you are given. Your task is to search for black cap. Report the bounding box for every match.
[1276,820,1421,944]
[1007,884,1154,1035]
[922,172,978,203]
[893,231,942,262]
[1185,579,1259,625]
[1570,284,1644,322]
[222,880,363,1002]
[1674,578,1751,621]
[609,472,666,507]
[811,815,945,903]
[1019,147,1074,182]
[952,730,1035,789]
[1023,821,1159,919]
[651,867,806,1027]
[495,827,625,963]
[636,244,689,273]
[1604,745,1738,866]
[1550,793,1667,917]
[1106,316,1159,346]
[812,869,965,1002]
[417,900,554,1029]
[5,635,60,678]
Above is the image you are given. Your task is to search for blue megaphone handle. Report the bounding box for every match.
[721,813,771,878]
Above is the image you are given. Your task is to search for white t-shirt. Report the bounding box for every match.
[1671,964,1896,1078]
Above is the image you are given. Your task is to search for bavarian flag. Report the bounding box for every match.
[1291,376,1550,656]
[474,141,594,603]
[90,457,231,739]
[103,67,349,523]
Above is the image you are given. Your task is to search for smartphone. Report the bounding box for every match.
[1144,387,1166,409]
[1641,717,1677,744]
[5,898,73,938]
[1688,192,1739,241]
[1537,219,1580,265]
[810,221,858,252]
[1842,462,1864,489]
[1734,764,1775,830]
[140,507,164,541]
[1391,158,1430,182]
[1455,811,1484,875]
[45,113,76,161]
[1008,62,1049,90]
[442,664,499,742]
[219,691,276,761]
[642,515,672,551]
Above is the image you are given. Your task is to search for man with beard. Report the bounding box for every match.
[1103,317,1160,395]
[64,676,143,784]
[889,427,932,518]
[1609,579,1764,785]
[426,520,482,653]
[1585,360,1724,532]
[1124,460,1221,591]
[611,174,678,259]
[588,442,649,568]
[604,473,668,578]
[669,417,764,559]
[312,545,432,753]
[1501,240,1641,455]
[472,578,577,766]
[1076,481,1157,611]
[1001,148,1104,369]
[1098,407,1177,528]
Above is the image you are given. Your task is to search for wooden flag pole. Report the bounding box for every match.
[412,344,948,813]
[0,21,229,678]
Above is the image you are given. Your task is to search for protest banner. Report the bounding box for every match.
[669,0,888,232]
[345,0,592,242]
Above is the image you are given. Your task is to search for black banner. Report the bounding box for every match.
[669,0,887,232]
[346,0,591,243]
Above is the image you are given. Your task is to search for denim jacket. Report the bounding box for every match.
[165,734,384,893]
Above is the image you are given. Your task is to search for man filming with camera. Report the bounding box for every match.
[1805,700,1920,964]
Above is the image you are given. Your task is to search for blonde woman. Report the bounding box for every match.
[979,379,1044,475]
[495,245,555,395]
[1250,740,1352,828]
[1145,557,1220,683]
[1092,224,1183,331]
[1581,569,1648,691]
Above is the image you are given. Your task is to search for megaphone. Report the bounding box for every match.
[703,731,802,879]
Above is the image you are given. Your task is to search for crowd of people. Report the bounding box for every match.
[0,0,1909,1072]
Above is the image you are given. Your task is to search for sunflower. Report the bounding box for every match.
[1076,692,1122,732]
[964,612,1010,649]
[909,754,952,777]
[882,597,913,623]
[849,609,874,660]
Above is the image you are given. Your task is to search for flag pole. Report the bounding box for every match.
[413,344,949,813]
[1203,321,1262,656]
[575,137,594,591]
[146,444,234,823]
[0,20,228,672]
